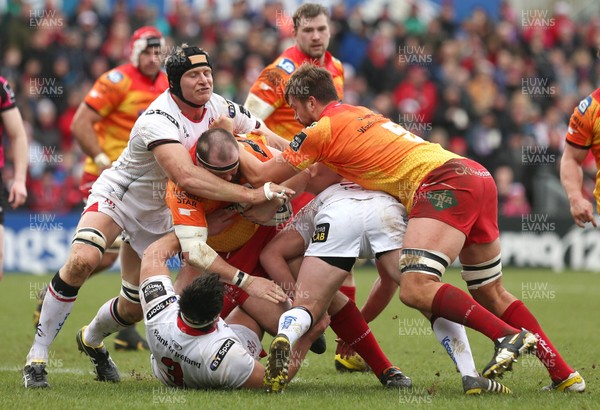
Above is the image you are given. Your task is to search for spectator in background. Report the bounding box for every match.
[0,76,28,281]
[433,83,472,142]
[404,3,427,36]
[2,1,600,221]
[360,23,397,94]
[466,111,503,171]
[466,60,498,117]
[57,86,91,153]
[495,165,531,217]
[33,99,61,150]
[28,167,63,214]
[393,65,437,126]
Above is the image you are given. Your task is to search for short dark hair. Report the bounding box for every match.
[178,273,224,331]
[284,63,339,104]
[195,128,239,166]
[293,3,329,31]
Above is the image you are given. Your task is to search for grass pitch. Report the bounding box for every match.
[0,267,598,409]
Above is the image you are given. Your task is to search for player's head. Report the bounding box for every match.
[293,3,331,60]
[129,26,164,77]
[195,128,240,182]
[285,64,339,126]
[165,44,213,109]
[178,273,224,332]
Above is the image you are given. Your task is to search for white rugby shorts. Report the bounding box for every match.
[86,189,173,258]
[302,193,407,259]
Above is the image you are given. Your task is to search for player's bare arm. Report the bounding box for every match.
[560,143,597,228]
[141,231,287,304]
[153,142,293,205]
[260,227,306,297]
[71,104,111,170]
[306,163,342,195]
[1,107,28,208]
[361,259,399,323]
[255,123,290,152]
[239,149,299,187]
[240,168,310,224]
[185,240,288,304]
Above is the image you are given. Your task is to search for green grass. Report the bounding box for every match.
[1,267,598,409]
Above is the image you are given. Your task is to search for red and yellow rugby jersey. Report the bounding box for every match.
[566,88,600,208]
[247,46,344,141]
[166,135,274,253]
[281,103,462,212]
[83,63,168,176]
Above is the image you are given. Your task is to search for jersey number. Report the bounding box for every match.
[161,357,184,387]
[381,122,424,142]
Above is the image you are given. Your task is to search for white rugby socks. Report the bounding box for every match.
[84,297,131,347]
[277,307,313,346]
[27,273,78,364]
[432,317,478,377]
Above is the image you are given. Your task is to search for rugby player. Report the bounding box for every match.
[241,64,584,392]
[33,26,169,351]
[0,75,28,282]
[23,45,290,389]
[140,271,326,389]
[260,181,510,394]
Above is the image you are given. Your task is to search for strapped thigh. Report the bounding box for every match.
[399,248,451,278]
[461,254,502,290]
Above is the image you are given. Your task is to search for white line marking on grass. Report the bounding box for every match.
[0,366,85,375]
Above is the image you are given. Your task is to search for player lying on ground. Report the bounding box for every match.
[139,268,327,389]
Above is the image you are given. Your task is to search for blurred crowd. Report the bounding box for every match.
[1,0,599,216]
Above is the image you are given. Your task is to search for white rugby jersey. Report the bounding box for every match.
[90,90,261,215]
[140,276,255,389]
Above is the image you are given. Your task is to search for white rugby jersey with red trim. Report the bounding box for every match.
[140,276,255,389]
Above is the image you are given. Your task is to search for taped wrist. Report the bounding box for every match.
[263,182,286,200]
[94,152,111,168]
[226,270,250,289]
[187,240,218,270]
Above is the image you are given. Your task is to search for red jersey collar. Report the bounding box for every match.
[177,313,217,336]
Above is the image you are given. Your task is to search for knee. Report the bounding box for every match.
[470,281,515,316]
[64,251,98,282]
[118,298,143,323]
[93,252,119,274]
[398,275,420,308]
